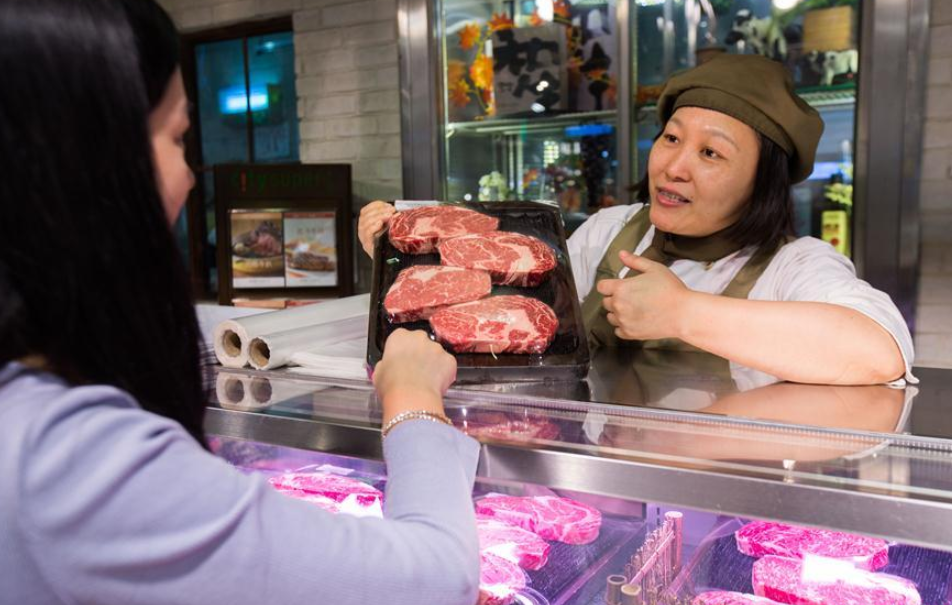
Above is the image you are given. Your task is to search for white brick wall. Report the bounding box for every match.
[158,0,403,290]
[916,2,952,368]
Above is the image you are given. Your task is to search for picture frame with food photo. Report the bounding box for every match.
[283,211,338,287]
[230,209,286,289]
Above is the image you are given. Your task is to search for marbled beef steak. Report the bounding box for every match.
[388,206,499,254]
[383,265,491,323]
[438,231,557,287]
[429,295,558,355]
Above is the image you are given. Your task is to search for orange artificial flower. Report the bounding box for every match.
[523,168,540,188]
[469,55,494,91]
[447,60,466,85]
[458,23,481,51]
[449,79,472,108]
[488,12,514,32]
[529,9,544,26]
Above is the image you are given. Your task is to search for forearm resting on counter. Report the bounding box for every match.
[678,294,906,385]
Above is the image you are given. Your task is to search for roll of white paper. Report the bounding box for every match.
[248,315,368,371]
[212,294,370,368]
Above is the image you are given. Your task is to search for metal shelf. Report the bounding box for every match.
[447,109,618,136]
[445,88,856,137]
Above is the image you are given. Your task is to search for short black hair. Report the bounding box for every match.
[632,132,795,252]
[0,0,206,447]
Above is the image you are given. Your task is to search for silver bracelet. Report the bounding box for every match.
[381,410,453,438]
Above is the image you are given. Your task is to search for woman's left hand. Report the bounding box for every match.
[596,250,694,341]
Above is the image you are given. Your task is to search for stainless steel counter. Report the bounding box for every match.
[204,351,952,551]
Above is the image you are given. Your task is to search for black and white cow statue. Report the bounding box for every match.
[806,49,859,87]
[724,9,797,62]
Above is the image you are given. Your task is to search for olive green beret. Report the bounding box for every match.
[657,54,824,183]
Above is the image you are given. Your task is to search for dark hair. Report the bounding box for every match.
[632,132,795,252]
[118,0,181,110]
[0,0,207,447]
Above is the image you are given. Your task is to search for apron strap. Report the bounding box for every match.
[580,209,655,349]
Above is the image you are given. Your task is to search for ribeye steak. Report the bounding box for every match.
[477,515,551,571]
[752,555,921,605]
[388,206,499,254]
[736,521,889,571]
[384,265,492,323]
[475,495,602,545]
[429,295,558,355]
[268,472,383,507]
[438,231,557,287]
[478,552,527,605]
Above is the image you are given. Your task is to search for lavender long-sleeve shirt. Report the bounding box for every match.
[0,363,481,605]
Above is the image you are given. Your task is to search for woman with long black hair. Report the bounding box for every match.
[0,1,479,603]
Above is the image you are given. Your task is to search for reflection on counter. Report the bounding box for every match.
[210,436,952,605]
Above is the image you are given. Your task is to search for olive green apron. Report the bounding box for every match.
[580,208,790,351]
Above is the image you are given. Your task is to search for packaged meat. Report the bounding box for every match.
[693,591,784,604]
[477,516,551,571]
[438,231,557,287]
[479,552,527,605]
[736,520,889,571]
[429,295,558,355]
[383,265,492,323]
[268,472,383,507]
[475,495,602,545]
[388,205,499,254]
[752,555,922,605]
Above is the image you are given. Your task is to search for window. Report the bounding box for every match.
[180,18,299,296]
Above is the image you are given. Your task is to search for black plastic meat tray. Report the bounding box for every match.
[366,201,591,383]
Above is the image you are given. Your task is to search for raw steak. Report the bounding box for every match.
[694,591,784,605]
[736,521,889,571]
[429,295,558,355]
[438,231,557,287]
[274,487,384,518]
[475,495,602,545]
[388,206,499,254]
[478,552,527,605]
[384,265,492,323]
[477,515,551,571]
[268,472,383,507]
[752,555,921,605]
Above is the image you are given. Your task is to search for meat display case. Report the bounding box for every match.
[206,353,952,605]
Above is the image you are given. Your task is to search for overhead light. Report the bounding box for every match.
[773,0,799,9]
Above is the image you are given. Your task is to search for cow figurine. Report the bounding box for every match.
[724,9,793,62]
[806,49,859,87]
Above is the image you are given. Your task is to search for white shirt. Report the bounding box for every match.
[567,204,917,383]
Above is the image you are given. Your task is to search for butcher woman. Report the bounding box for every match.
[359,55,913,386]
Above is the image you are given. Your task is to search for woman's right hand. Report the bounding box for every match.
[358,201,397,258]
[373,329,457,425]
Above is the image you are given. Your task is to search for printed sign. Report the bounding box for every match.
[492,25,568,116]
[230,210,286,288]
[284,212,338,287]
